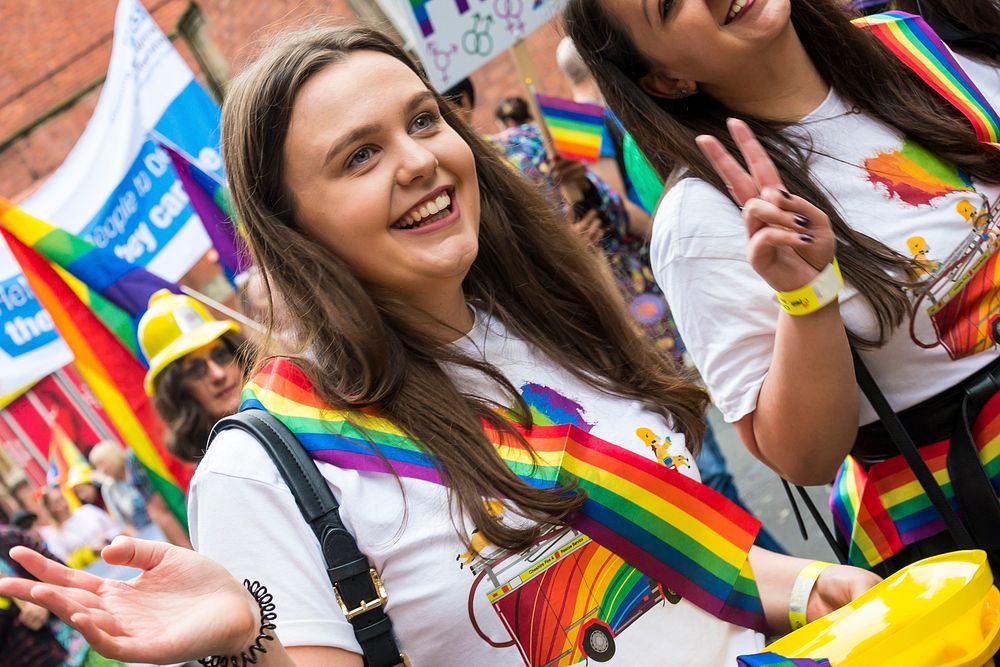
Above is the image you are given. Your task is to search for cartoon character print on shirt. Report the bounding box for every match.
[634,428,690,470]
[457,384,681,666]
[865,140,984,286]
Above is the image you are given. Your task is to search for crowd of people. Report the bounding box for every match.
[2,0,999,665]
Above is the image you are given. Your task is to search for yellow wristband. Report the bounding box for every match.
[775,259,843,316]
[788,560,834,630]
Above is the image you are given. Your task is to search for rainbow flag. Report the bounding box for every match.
[738,653,831,667]
[160,143,249,284]
[830,391,1000,568]
[242,358,767,632]
[1,218,190,527]
[0,198,178,358]
[855,11,1000,148]
[535,94,606,164]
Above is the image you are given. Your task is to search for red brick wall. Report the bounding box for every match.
[0,1,570,200]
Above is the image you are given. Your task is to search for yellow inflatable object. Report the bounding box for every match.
[768,550,1000,667]
[138,289,239,396]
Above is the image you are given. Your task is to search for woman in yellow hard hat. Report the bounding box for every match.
[138,289,249,463]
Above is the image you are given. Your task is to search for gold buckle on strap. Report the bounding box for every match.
[334,568,388,620]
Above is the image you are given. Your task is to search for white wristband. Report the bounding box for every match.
[789,561,834,630]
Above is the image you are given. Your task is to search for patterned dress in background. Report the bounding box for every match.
[491,124,683,359]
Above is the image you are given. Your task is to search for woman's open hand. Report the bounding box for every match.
[696,118,836,293]
[0,536,259,664]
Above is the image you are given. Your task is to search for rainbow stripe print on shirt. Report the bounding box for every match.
[855,11,1000,149]
[830,390,1000,568]
[241,358,768,632]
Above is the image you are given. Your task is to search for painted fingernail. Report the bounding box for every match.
[794,214,810,227]
[779,190,791,199]
[800,233,815,243]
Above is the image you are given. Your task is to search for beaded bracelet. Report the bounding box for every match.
[199,580,278,667]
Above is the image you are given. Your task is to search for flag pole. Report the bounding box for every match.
[507,39,583,205]
[179,284,263,332]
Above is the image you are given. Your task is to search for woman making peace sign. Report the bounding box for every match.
[564,0,1000,573]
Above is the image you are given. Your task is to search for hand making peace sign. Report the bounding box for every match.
[696,118,837,293]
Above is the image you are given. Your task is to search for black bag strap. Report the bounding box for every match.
[210,410,408,667]
[947,367,1000,551]
[851,348,976,550]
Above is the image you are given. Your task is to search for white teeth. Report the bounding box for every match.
[727,0,747,21]
[396,191,453,228]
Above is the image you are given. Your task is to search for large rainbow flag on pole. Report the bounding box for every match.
[0,198,178,359]
[535,94,606,164]
[855,11,1000,148]
[0,203,190,526]
[159,142,248,284]
[243,359,768,632]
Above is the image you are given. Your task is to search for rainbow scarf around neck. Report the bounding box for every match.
[854,11,1000,149]
[830,390,1000,568]
[241,359,767,632]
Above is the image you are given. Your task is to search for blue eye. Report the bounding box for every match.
[347,146,376,168]
[410,111,439,133]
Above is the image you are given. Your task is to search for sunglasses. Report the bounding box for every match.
[181,344,236,383]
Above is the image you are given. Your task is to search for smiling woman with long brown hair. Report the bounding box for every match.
[0,23,883,667]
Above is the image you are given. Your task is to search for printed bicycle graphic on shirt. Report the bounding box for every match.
[461,525,681,667]
[909,193,1000,360]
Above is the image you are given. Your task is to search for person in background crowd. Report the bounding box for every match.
[37,488,121,570]
[88,441,191,549]
[565,0,1000,574]
[554,35,784,553]
[555,36,654,239]
[0,523,124,667]
[494,96,532,130]
[0,25,881,667]
[443,77,476,124]
[66,467,105,512]
[139,289,250,463]
[11,509,44,545]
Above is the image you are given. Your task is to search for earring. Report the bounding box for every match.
[671,84,696,99]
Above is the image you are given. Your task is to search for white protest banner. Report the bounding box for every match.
[0,0,223,395]
[0,241,72,397]
[20,0,222,280]
[385,0,566,91]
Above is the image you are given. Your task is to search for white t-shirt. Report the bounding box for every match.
[652,55,1000,425]
[40,504,122,562]
[189,313,763,667]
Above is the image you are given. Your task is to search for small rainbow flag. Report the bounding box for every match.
[47,419,89,510]
[242,359,767,632]
[855,11,1000,148]
[830,391,1000,568]
[535,94,606,164]
[1,204,190,527]
[737,653,832,667]
[160,143,249,284]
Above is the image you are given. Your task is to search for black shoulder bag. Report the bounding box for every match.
[210,410,409,667]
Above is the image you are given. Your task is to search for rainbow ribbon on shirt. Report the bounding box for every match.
[241,358,767,632]
[830,391,1000,568]
[855,11,1000,149]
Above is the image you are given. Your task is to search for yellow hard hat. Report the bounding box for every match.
[139,289,240,396]
[767,550,1000,667]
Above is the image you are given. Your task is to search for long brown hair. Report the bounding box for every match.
[153,333,250,463]
[564,0,1000,346]
[893,0,1000,37]
[220,25,708,550]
